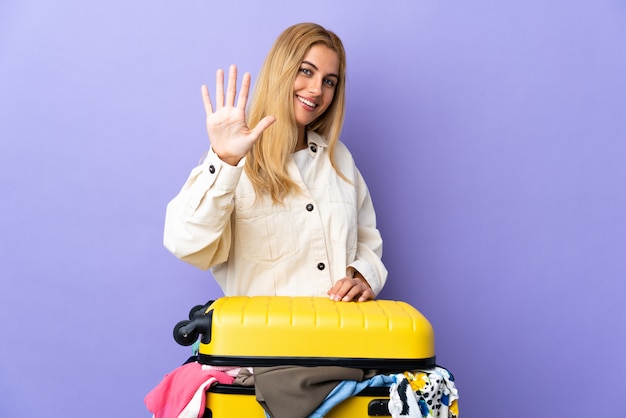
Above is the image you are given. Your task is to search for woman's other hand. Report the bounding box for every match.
[327,272,374,302]
[201,64,275,165]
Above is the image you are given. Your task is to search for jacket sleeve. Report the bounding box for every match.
[348,168,388,296]
[163,149,243,270]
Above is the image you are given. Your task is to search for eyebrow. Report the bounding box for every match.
[302,60,339,79]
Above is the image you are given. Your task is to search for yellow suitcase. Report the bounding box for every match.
[175,296,435,370]
[173,297,435,417]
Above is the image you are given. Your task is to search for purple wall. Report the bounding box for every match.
[1,1,625,416]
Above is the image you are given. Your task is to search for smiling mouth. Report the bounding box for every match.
[297,95,317,108]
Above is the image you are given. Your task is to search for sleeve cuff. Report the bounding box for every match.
[347,260,382,296]
[201,148,245,190]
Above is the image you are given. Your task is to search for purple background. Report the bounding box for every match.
[1,1,625,416]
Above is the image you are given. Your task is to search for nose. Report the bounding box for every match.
[307,76,323,96]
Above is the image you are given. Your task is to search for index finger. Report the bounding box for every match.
[237,72,252,111]
[327,278,352,301]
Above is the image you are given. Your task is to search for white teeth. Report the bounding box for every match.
[298,96,317,108]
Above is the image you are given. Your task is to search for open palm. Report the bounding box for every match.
[202,65,275,166]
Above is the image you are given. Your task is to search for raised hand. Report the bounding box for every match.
[202,64,275,166]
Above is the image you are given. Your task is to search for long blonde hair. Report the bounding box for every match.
[245,22,347,203]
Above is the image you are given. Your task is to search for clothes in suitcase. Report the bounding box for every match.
[145,362,458,417]
[170,296,446,417]
[203,384,394,417]
[201,367,458,418]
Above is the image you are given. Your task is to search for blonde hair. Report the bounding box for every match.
[245,22,348,203]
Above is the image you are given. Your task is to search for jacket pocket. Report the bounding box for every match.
[235,197,299,263]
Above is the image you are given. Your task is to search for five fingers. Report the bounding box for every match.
[201,65,274,139]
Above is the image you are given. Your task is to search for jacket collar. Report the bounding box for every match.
[306,130,328,149]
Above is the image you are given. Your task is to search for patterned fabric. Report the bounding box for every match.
[389,366,459,418]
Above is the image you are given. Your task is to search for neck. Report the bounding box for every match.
[294,126,307,152]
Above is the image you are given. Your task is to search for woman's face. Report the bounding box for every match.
[293,44,340,129]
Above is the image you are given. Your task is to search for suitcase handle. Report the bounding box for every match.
[368,399,391,416]
[189,300,214,319]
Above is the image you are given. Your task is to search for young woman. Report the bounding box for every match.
[164,22,387,302]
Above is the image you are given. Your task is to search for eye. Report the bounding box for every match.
[299,67,312,76]
[323,78,336,88]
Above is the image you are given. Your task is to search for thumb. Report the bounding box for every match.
[249,115,276,138]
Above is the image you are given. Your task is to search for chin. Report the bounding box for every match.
[295,116,314,128]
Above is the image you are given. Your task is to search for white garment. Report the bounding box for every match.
[389,367,459,418]
[164,131,387,297]
[389,377,423,418]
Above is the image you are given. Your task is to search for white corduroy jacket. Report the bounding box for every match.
[164,131,387,297]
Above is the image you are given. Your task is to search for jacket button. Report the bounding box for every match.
[306,203,314,212]
[309,144,317,153]
[317,263,325,271]
[208,164,216,174]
